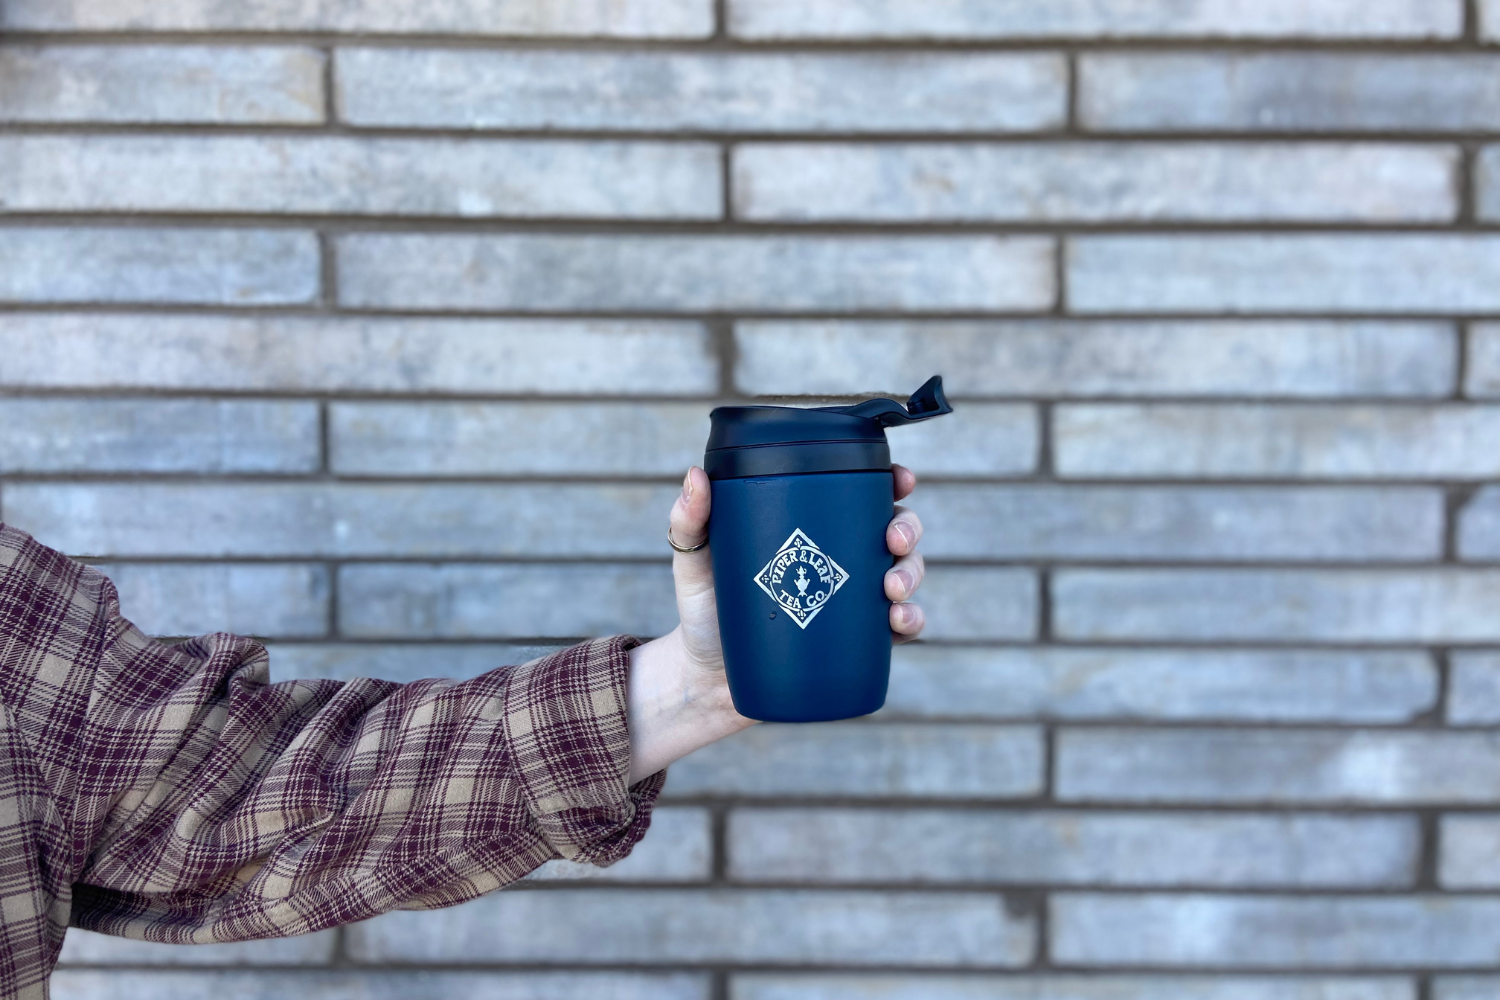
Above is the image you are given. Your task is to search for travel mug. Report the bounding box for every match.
[705,376,953,723]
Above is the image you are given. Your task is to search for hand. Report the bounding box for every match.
[625,464,927,782]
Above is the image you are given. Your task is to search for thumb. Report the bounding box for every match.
[669,466,714,601]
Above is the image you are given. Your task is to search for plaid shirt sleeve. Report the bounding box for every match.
[0,523,665,998]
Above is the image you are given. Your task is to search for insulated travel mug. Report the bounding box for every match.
[705,376,953,723]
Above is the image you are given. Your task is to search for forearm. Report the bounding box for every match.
[626,626,757,783]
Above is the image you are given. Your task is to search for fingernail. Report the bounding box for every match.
[898,602,915,626]
[896,522,915,547]
[892,569,913,599]
[682,469,693,504]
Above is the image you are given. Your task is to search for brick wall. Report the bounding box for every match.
[2,1,1499,997]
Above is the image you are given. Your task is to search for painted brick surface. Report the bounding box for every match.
[1056,405,1500,480]
[527,807,711,883]
[1438,814,1500,889]
[1459,487,1500,561]
[732,143,1457,223]
[50,971,711,1000]
[1469,325,1500,398]
[728,809,1418,887]
[730,976,1415,1000]
[1079,54,1500,132]
[0,46,324,124]
[57,930,336,966]
[1053,569,1500,642]
[336,234,1057,313]
[336,49,1066,133]
[734,321,1457,399]
[0,314,717,395]
[1437,978,1500,1000]
[1051,894,1500,966]
[94,563,330,639]
[1055,729,1500,804]
[908,567,1038,641]
[347,889,1037,966]
[1449,653,1500,726]
[1479,148,1500,221]
[1067,235,1500,314]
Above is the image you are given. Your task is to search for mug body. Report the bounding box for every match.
[708,470,895,722]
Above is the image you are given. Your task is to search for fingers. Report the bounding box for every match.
[893,463,917,501]
[670,466,715,598]
[890,600,925,643]
[886,505,923,557]
[884,551,925,602]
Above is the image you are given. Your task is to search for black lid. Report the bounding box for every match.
[704,376,953,480]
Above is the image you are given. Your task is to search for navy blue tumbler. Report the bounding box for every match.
[705,376,953,723]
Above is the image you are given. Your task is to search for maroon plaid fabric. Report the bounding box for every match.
[0,523,664,999]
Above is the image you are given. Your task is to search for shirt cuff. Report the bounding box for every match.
[500,634,666,867]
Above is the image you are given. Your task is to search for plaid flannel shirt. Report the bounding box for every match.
[0,523,665,999]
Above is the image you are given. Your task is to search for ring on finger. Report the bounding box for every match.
[668,527,708,553]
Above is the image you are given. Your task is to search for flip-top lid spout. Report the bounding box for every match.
[823,376,953,427]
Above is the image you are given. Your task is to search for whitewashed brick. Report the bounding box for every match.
[917,485,1441,561]
[1080,54,1500,132]
[732,143,1457,223]
[728,809,1417,888]
[1,483,681,558]
[666,723,1044,799]
[0,399,318,474]
[1056,405,1500,480]
[1051,893,1500,967]
[336,234,1057,313]
[1460,487,1500,561]
[338,563,677,639]
[264,643,566,684]
[1439,814,1500,889]
[0,314,716,395]
[1470,325,1500,398]
[887,404,1039,477]
[528,807,711,883]
[1056,729,1500,805]
[1449,652,1500,726]
[1479,147,1500,221]
[0,228,319,305]
[1,136,720,219]
[336,49,1065,133]
[734,321,1455,399]
[51,971,708,1000]
[1437,978,1500,1000]
[1,0,713,36]
[57,928,335,965]
[0,45,322,124]
[1068,235,1500,314]
[92,563,330,639]
[1487,0,1500,39]
[1054,569,1500,643]
[729,0,1459,39]
[915,567,1038,641]
[732,975,1414,1000]
[330,402,709,476]
[348,889,1035,967]
[884,646,1436,723]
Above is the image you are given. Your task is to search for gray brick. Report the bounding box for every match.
[1054,569,1500,643]
[1439,814,1500,889]
[57,928,335,965]
[732,143,1457,223]
[914,567,1038,641]
[1,483,681,558]
[1056,729,1500,805]
[91,563,330,639]
[337,563,678,640]
[528,807,711,883]
[1460,487,1500,561]
[0,45,323,124]
[1437,978,1500,1000]
[51,971,709,1000]
[336,234,1057,313]
[330,402,709,477]
[1080,54,1500,132]
[917,485,1441,562]
[1,0,713,36]
[887,404,1039,476]
[0,228,318,306]
[883,646,1437,723]
[666,723,1044,799]
[728,809,1417,888]
[729,0,1459,39]
[1051,893,1500,967]
[1056,405,1500,480]
[336,48,1065,133]
[1470,325,1500,399]
[264,643,566,684]
[348,889,1035,967]
[1449,652,1500,726]
[1067,235,1500,315]
[734,320,1456,399]
[0,314,716,395]
[1,136,720,220]
[0,398,319,474]
[731,975,1414,1000]
[1488,0,1500,39]
[1479,147,1500,221]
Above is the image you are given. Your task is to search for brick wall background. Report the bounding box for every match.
[3,1,1500,997]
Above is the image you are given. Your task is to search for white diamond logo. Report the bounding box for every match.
[753,528,850,630]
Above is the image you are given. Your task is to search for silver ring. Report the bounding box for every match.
[667,527,707,553]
